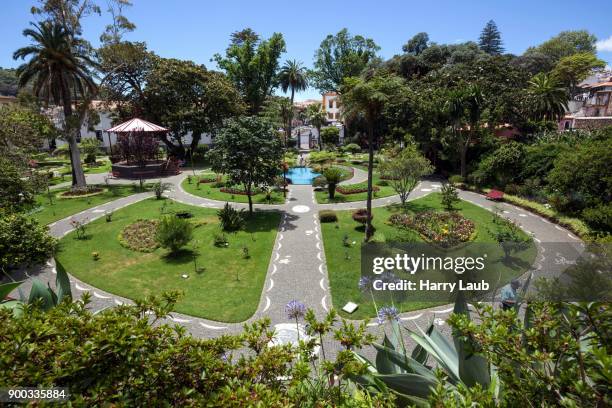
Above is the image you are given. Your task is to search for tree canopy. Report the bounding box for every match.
[311,28,380,92]
[478,20,504,55]
[214,28,286,115]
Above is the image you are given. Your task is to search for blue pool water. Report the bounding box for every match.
[286,167,320,185]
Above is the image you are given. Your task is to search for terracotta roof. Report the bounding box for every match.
[106,118,168,133]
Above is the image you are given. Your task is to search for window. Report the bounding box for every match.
[95,130,103,142]
[328,112,333,119]
[328,99,333,109]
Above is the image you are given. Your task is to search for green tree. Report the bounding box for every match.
[341,72,404,240]
[378,145,433,206]
[208,116,283,214]
[311,28,380,92]
[551,52,606,90]
[99,0,135,44]
[524,30,597,63]
[214,28,286,115]
[320,126,340,146]
[402,32,429,55]
[143,58,244,157]
[259,96,293,145]
[156,216,193,255]
[322,167,343,199]
[478,20,504,55]
[0,103,57,163]
[278,59,308,140]
[13,21,96,189]
[527,73,568,121]
[306,102,327,150]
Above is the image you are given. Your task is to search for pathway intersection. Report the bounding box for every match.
[13,166,584,353]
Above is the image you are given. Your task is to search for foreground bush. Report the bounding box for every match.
[319,210,338,223]
[0,293,392,407]
[0,211,56,272]
[217,203,245,232]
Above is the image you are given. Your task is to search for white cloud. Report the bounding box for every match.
[596,35,612,52]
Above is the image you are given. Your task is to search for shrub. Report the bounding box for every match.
[449,175,465,184]
[154,181,171,199]
[119,219,159,252]
[441,183,460,211]
[582,204,612,233]
[217,203,245,232]
[0,212,56,271]
[344,143,361,154]
[319,210,338,223]
[371,232,386,243]
[213,231,229,247]
[336,183,380,195]
[197,176,217,184]
[352,209,373,225]
[91,251,100,261]
[312,176,326,189]
[320,126,340,145]
[156,216,193,254]
[486,189,504,201]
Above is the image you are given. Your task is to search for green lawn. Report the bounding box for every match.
[315,173,397,204]
[181,174,285,205]
[29,184,148,225]
[55,198,281,322]
[321,193,536,319]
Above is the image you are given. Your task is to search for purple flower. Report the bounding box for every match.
[377,306,400,325]
[358,276,373,292]
[285,300,306,320]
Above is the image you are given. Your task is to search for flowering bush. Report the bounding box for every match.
[197,176,217,184]
[486,189,504,201]
[352,209,373,225]
[389,211,475,247]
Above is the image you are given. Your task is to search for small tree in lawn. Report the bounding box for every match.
[156,216,193,255]
[378,145,433,207]
[208,116,283,214]
[440,182,460,211]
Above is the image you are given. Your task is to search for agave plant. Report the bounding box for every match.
[0,265,72,317]
[353,276,533,405]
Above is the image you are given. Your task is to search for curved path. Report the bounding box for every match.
[13,169,585,354]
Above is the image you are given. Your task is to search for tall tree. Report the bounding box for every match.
[208,116,283,214]
[306,102,326,150]
[403,32,429,55]
[478,20,504,55]
[143,58,244,158]
[311,28,380,93]
[524,30,597,63]
[31,0,101,38]
[527,73,568,121]
[551,52,606,90]
[214,28,286,115]
[14,22,97,188]
[259,96,292,145]
[341,72,404,240]
[100,0,135,44]
[278,60,308,143]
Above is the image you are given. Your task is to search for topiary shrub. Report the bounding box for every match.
[344,143,361,154]
[156,216,193,254]
[217,203,245,232]
[319,210,338,223]
[119,219,159,252]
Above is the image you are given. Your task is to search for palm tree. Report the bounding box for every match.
[279,60,308,144]
[528,73,568,121]
[306,103,326,150]
[341,73,402,241]
[13,21,97,189]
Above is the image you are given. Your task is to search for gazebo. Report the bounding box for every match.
[106,118,179,179]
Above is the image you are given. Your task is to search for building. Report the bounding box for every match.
[46,100,214,150]
[559,71,612,130]
[322,91,341,124]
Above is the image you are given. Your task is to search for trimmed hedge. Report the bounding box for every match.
[319,210,338,223]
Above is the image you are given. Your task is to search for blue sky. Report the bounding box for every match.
[2,0,611,100]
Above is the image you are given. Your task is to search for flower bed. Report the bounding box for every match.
[118,219,159,252]
[389,211,475,248]
[486,189,504,201]
[58,187,105,199]
[197,176,217,184]
[336,183,380,195]
[220,186,262,196]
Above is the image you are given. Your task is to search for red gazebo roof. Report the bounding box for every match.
[106,118,168,133]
